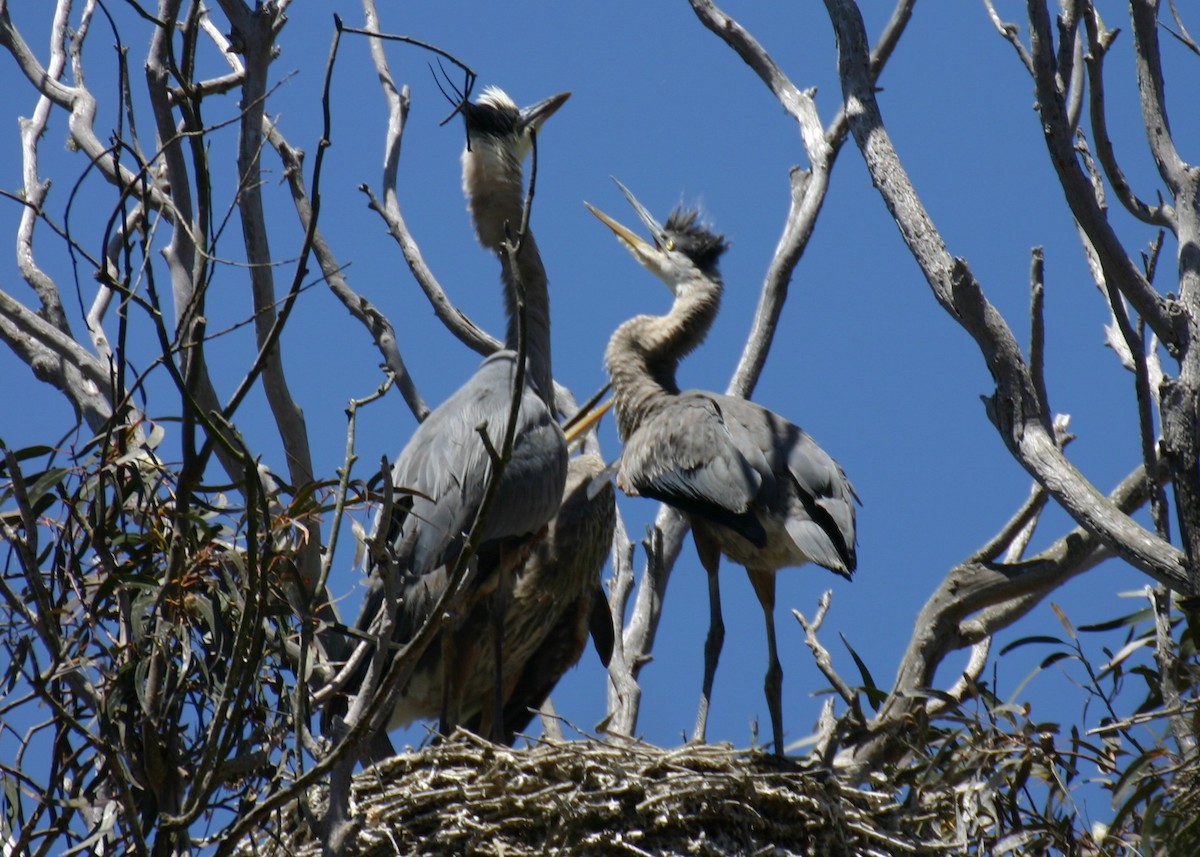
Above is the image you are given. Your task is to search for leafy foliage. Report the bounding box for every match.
[0,429,308,854]
[881,601,1200,856]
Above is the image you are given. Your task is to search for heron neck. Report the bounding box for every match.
[463,143,555,412]
[606,272,721,440]
[500,233,554,411]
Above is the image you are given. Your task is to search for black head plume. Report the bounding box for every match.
[460,89,522,142]
[664,209,729,273]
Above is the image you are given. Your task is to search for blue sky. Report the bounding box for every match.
[2,0,1195,826]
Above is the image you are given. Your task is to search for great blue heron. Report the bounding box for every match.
[585,181,858,756]
[343,88,571,751]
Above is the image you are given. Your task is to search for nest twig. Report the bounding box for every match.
[240,732,959,856]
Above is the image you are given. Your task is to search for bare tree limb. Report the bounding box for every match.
[844,458,1162,773]
[604,511,641,734]
[15,0,72,335]
[217,1,316,490]
[360,183,501,357]
[1126,1,1200,587]
[0,4,172,215]
[1129,0,1189,194]
[1082,12,1174,227]
[1023,1,1177,349]
[984,0,1035,74]
[794,591,858,709]
[0,288,113,430]
[823,0,1188,592]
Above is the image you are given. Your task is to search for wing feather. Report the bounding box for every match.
[384,351,567,578]
[619,393,767,545]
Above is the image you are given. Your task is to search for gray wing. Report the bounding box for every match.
[385,350,568,579]
[783,423,858,574]
[715,394,858,575]
[350,350,566,652]
[329,354,566,730]
[618,393,769,546]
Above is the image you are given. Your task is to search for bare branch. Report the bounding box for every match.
[687,0,831,168]
[1129,0,1189,194]
[924,637,990,719]
[793,592,857,709]
[984,0,1035,73]
[1060,10,1086,134]
[1023,2,1176,348]
[604,510,642,735]
[0,287,113,430]
[356,0,500,361]
[219,2,315,489]
[823,0,1187,591]
[972,479,1050,565]
[15,0,72,334]
[618,507,690,703]
[689,0,916,399]
[1082,12,1174,227]
[1165,0,1200,54]
[1028,246,1050,418]
[1151,585,1198,757]
[0,6,171,213]
[360,186,501,356]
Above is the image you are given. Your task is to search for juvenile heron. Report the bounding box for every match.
[586,181,858,756]
[464,451,616,743]
[344,88,571,751]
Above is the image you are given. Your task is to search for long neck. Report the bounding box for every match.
[606,273,721,440]
[501,234,553,410]
[464,140,555,411]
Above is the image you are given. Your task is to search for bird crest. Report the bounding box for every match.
[461,87,521,140]
[663,209,729,273]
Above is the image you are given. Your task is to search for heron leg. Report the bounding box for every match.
[692,529,724,744]
[746,567,783,756]
[487,562,514,744]
[438,628,457,737]
[439,608,484,739]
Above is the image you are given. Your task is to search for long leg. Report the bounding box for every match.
[692,527,724,744]
[746,566,783,756]
[487,564,513,743]
[438,626,459,737]
[440,598,484,739]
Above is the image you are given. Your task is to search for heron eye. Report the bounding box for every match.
[664,239,676,251]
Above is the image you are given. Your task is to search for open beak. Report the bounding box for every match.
[584,178,674,276]
[520,91,571,133]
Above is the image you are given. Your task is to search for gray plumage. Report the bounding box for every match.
[344,88,571,747]
[587,181,857,756]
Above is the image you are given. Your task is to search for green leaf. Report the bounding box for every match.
[1050,602,1076,639]
[1078,607,1155,633]
[999,634,1064,656]
[1097,636,1154,679]
[840,633,881,711]
[1039,650,1072,670]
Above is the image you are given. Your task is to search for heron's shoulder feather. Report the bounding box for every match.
[384,351,566,577]
[619,392,768,543]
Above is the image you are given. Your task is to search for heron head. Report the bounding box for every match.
[585,178,729,292]
[462,87,570,162]
[460,87,569,248]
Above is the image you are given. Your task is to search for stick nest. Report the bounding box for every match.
[244,731,958,856]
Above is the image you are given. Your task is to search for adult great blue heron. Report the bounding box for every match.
[586,181,858,756]
[344,88,571,751]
